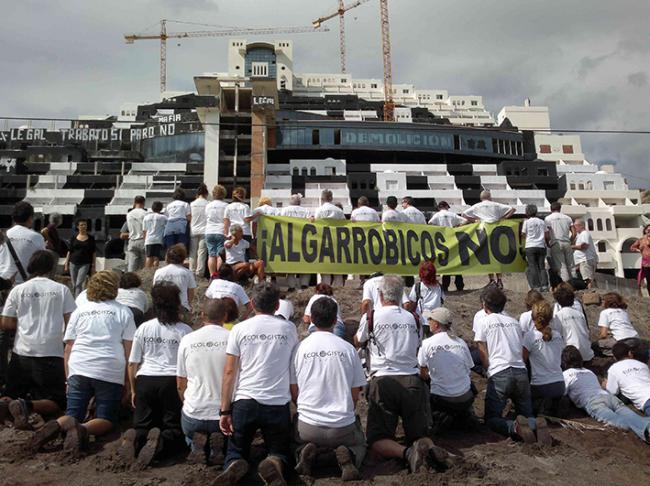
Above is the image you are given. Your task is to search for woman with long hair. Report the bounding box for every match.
[163,188,191,249]
[152,244,197,315]
[407,260,444,336]
[631,224,650,297]
[205,184,228,278]
[189,183,209,278]
[64,219,96,297]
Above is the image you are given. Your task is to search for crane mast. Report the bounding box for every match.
[379,0,394,121]
[338,1,347,73]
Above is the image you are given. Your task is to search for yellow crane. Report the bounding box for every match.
[124,19,329,93]
[313,1,395,121]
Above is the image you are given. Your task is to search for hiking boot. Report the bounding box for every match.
[335,445,360,482]
[212,459,249,486]
[132,427,161,471]
[405,437,433,473]
[294,442,317,476]
[9,398,31,430]
[514,415,536,444]
[258,456,287,486]
[208,432,225,466]
[187,432,208,465]
[63,421,89,457]
[29,419,61,452]
[116,428,137,467]
[535,417,552,446]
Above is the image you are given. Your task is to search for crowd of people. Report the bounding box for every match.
[0,192,649,485]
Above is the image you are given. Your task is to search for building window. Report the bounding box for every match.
[251,62,269,77]
[436,94,443,100]
[539,144,551,154]
[597,241,606,252]
[569,183,576,190]
[471,100,478,106]
[562,145,574,154]
[301,168,308,176]
[605,219,612,231]
[578,183,585,190]
[596,219,603,231]
[371,83,378,88]
[588,218,594,231]
[386,180,398,190]
[334,129,341,145]
[292,167,299,176]
[312,129,320,145]
[402,89,409,94]
[310,167,316,176]
[537,168,549,177]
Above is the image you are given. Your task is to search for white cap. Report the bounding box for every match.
[422,307,452,326]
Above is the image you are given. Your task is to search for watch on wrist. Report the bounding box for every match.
[219,409,232,416]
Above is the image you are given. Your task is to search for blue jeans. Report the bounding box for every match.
[224,399,291,469]
[69,263,90,298]
[164,218,189,249]
[585,394,650,441]
[205,233,226,258]
[66,374,123,423]
[485,367,534,437]
[181,411,222,451]
[644,399,650,417]
[307,320,346,339]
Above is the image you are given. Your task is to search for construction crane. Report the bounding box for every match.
[312,0,371,74]
[124,19,329,93]
[312,1,394,121]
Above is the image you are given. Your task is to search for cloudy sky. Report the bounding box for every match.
[1,0,649,186]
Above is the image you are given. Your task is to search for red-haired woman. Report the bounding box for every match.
[407,260,444,336]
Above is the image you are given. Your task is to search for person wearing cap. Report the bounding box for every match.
[428,201,467,292]
[418,308,476,432]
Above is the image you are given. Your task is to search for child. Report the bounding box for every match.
[224,224,264,282]
[606,339,650,416]
[562,345,650,443]
[143,201,167,268]
[553,285,594,362]
[597,293,639,356]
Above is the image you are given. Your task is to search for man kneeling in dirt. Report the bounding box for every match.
[291,297,367,481]
[355,275,451,473]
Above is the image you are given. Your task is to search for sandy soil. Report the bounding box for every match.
[2,273,650,485]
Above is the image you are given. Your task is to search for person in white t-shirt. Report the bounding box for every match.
[572,219,598,289]
[351,196,380,222]
[0,251,75,428]
[177,299,230,465]
[163,188,192,249]
[117,272,150,326]
[561,345,650,443]
[545,202,577,282]
[215,284,299,486]
[143,201,168,268]
[119,282,192,470]
[428,201,467,292]
[204,264,254,320]
[29,271,136,456]
[189,184,209,278]
[123,196,148,272]
[418,308,476,432]
[522,301,565,418]
[553,286,594,362]
[521,204,550,292]
[249,196,277,238]
[291,297,366,481]
[407,260,444,337]
[224,224,265,282]
[355,275,442,474]
[361,274,409,314]
[153,244,197,313]
[314,189,346,288]
[474,286,544,444]
[223,186,254,239]
[401,196,427,225]
[281,194,312,290]
[596,292,640,356]
[381,196,407,223]
[303,283,346,339]
[606,339,650,417]
[519,290,544,334]
[205,184,229,278]
[462,191,515,289]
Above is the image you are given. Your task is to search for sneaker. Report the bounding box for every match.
[116,428,137,467]
[258,456,287,486]
[405,437,433,473]
[63,421,89,457]
[29,419,62,452]
[208,432,225,466]
[132,427,161,471]
[335,445,360,482]
[514,416,536,444]
[294,442,317,476]
[9,399,31,430]
[535,417,552,446]
[212,459,249,486]
[186,432,208,465]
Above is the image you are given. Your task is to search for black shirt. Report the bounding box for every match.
[68,234,96,265]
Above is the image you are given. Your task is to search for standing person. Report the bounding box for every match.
[205,184,229,279]
[224,225,265,283]
[250,196,277,237]
[553,286,594,362]
[216,284,299,486]
[474,287,546,444]
[122,282,192,470]
[418,308,476,433]
[596,292,640,356]
[521,204,550,292]
[280,194,312,291]
[381,196,406,223]
[351,196,379,222]
[163,188,191,250]
[303,283,346,339]
[64,219,96,298]
[355,276,441,474]
[41,213,65,257]
[462,191,515,289]
[606,339,650,416]
[204,264,254,320]
[360,273,408,314]
[143,201,167,268]
[572,218,598,289]
[406,260,444,337]
[292,298,366,481]
[0,251,75,428]
[522,301,566,416]
[401,196,427,225]
[177,299,230,465]
[152,244,197,316]
[29,271,136,455]
[630,224,650,297]
[314,189,346,288]
[428,201,466,292]
[117,272,150,327]
[223,187,254,244]
[125,196,147,273]
[189,184,209,279]
[545,202,576,282]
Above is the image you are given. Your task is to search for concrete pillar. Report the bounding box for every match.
[203,109,220,189]
[250,110,266,207]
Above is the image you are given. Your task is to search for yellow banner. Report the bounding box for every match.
[257,216,526,276]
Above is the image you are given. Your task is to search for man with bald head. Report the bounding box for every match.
[176,298,230,465]
[572,218,598,289]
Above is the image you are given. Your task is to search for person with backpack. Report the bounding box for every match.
[406,260,444,337]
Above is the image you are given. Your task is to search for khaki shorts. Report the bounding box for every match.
[579,259,597,280]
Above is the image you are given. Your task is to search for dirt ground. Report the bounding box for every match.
[2,273,650,485]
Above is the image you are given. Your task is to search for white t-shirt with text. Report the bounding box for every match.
[523,329,565,385]
[224,202,252,235]
[165,200,191,220]
[474,312,525,377]
[598,308,639,341]
[153,264,197,311]
[408,282,444,317]
[464,200,512,223]
[315,202,345,220]
[190,198,208,235]
[280,205,311,219]
[402,206,427,225]
[0,225,46,283]
[554,307,594,361]
[522,217,547,249]
[351,206,380,222]
[117,287,150,314]
[205,200,228,235]
[381,209,407,223]
[205,279,250,307]
[418,331,473,397]
[127,207,147,241]
[606,359,650,411]
[545,212,574,244]
[574,230,598,264]
[143,213,168,245]
[563,368,608,409]
[428,209,465,227]
[129,319,192,376]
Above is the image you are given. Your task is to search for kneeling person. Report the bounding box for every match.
[291,297,366,481]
